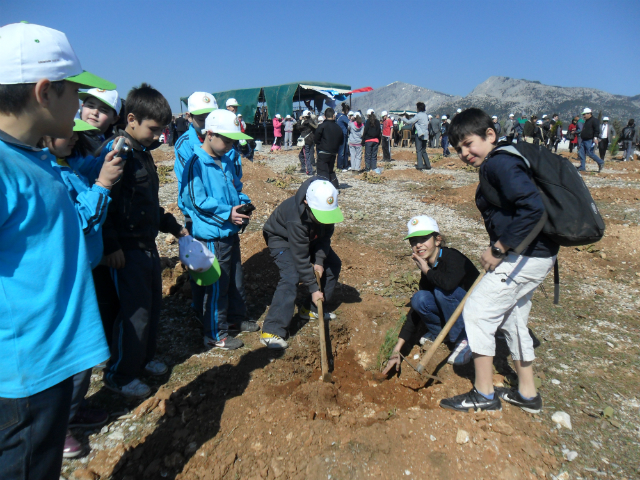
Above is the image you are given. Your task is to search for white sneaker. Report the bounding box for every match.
[347,167,352,171]
[419,334,434,346]
[341,169,348,172]
[260,332,288,349]
[298,306,336,321]
[144,360,168,376]
[105,378,151,399]
[447,339,472,365]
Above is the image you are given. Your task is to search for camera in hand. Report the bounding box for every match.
[114,137,132,160]
[237,203,256,215]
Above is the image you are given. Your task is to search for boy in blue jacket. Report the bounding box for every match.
[440,108,557,414]
[0,22,115,478]
[180,109,258,350]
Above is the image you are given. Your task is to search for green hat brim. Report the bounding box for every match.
[311,206,344,224]
[404,229,436,240]
[190,107,216,116]
[218,131,253,140]
[73,118,99,132]
[78,92,118,112]
[66,71,116,90]
[189,257,221,286]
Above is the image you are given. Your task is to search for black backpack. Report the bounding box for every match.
[622,126,635,140]
[480,142,606,303]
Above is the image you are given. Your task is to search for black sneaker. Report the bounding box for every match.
[494,387,542,414]
[204,336,244,350]
[228,321,260,333]
[598,163,604,173]
[440,387,502,412]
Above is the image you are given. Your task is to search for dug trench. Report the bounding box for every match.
[74,148,570,480]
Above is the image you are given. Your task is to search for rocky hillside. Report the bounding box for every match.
[351,77,640,122]
[349,81,460,115]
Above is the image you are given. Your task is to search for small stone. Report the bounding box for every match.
[165,234,177,245]
[551,411,572,430]
[566,451,578,462]
[404,470,411,475]
[551,379,561,385]
[430,435,436,441]
[556,472,570,480]
[599,252,606,259]
[107,431,124,441]
[456,429,469,444]
[71,468,97,480]
[492,421,514,436]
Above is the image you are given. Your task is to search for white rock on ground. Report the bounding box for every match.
[551,411,572,430]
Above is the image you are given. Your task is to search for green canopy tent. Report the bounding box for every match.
[180,81,352,125]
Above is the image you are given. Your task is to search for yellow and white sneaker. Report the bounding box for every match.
[298,306,336,321]
[260,332,288,349]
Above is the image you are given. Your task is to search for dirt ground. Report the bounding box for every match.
[62,145,640,480]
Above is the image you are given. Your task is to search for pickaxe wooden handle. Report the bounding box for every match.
[315,270,332,382]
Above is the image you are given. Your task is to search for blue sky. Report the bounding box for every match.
[4,0,639,112]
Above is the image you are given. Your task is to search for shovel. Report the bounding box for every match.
[315,270,333,383]
[415,271,486,376]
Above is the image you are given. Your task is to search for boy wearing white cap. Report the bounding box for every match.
[226,97,240,114]
[283,114,294,149]
[80,88,122,149]
[261,178,344,349]
[180,109,258,350]
[0,21,115,476]
[298,109,318,174]
[383,216,479,375]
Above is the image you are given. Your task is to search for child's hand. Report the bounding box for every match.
[382,352,402,376]
[96,150,125,189]
[311,290,324,306]
[411,253,430,275]
[313,264,324,277]
[229,205,250,225]
[104,249,125,269]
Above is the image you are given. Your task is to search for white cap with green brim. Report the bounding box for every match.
[202,109,252,140]
[179,235,221,286]
[79,88,121,113]
[404,215,439,240]
[188,92,218,115]
[226,98,240,107]
[0,22,115,90]
[306,180,344,224]
[73,118,99,132]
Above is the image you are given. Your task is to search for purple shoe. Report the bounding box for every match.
[68,407,109,429]
[63,431,83,458]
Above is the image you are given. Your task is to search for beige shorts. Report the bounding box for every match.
[463,253,555,361]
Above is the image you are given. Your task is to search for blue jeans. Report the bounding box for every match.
[410,287,467,344]
[337,134,349,169]
[579,139,603,169]
[0,378,73,480]
[364,142,379,171]
[442,135,450,156]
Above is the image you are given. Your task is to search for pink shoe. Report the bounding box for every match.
[63,431,82,458]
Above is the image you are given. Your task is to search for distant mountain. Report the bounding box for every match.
[350,77,640,122]
[349,81,460,115]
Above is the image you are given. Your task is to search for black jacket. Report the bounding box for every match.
[262,176,334,293]
[102,129,183,254]
[298,117,317,145]
[174,117,189,134]
[361,118,381,145]
[523,120,535,137]
[314,119,343,154]
[476,152,559,257]
[581,116,600,141]
[441,122,450,136]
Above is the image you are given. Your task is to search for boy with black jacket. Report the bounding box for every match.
[260,178,344,349]
[298,110,317,175]
[101,84,188,398]
[440,108,557,414]
[314,107,343,188]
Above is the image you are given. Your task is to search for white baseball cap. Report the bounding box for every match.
[366,108,375,115]
[285,114,292,119]
[318,115,325,123]
[226,97,240,107]
[203,109,252,140]
[306,180,344,224]
[275,114,282,119]
[457,108,462,113]
[348,111,354,116]
[582,107,592,114]
[237,113,243,117]
[0,22,115,89]
[186,92,218,115]
[442,115,448,120]
[509,113,514,117]
[491,115,497,119]
[542,114,548,119]
[536,120,542,125]
[603,116,609,121]
[302,109,311,116]
[428,114,433,118]
[79,88,122,113]
[381,110,388,117]
[404,215,439,240]
[179,235,221,286]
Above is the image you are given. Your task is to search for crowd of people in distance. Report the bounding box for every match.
[0,20,633,480]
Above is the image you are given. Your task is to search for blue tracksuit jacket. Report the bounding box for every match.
[51,156,111,269]
[180,145,250,241]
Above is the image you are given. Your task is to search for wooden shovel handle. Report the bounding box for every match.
[416,271,486,374]
[315,269,331,382]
